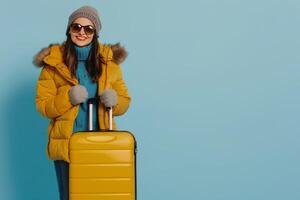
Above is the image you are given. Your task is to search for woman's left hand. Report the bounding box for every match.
[99,89,118,107]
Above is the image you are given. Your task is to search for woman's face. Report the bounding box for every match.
[69,17,95,47]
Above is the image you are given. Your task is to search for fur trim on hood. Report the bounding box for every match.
[33,42,128,68]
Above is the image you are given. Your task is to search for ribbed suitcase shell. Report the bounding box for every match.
[69,131,136,200]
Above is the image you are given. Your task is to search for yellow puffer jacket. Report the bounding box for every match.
[34,42,131,162]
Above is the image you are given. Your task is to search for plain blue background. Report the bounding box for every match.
[0,0,300,199]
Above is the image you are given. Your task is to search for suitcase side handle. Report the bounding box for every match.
[87,97,113,131]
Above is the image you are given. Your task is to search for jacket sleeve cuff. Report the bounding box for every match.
[112,96,131,116]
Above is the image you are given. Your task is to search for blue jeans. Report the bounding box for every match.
[54,160,69,200]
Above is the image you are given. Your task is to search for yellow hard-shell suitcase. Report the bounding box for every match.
[69,98,137,200]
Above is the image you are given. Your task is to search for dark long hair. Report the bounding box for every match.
[63,31,104,82]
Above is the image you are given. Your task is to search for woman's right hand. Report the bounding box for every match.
[69,85,88,105]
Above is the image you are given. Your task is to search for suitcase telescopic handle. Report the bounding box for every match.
[87,97,113,131]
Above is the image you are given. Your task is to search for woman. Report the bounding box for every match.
[33,5,131,200]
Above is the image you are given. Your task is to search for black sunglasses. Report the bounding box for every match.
[70,23,95,35]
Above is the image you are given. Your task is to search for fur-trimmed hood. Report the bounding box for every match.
[33,42,128,68]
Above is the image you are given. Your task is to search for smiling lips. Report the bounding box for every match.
[76,36,87,41]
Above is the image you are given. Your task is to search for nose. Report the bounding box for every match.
[79,27,86,35]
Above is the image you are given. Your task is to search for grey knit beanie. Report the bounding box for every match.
[67,6,101,35]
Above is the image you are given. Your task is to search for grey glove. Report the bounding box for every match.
[69,85,88,105]
[99,89,118,107]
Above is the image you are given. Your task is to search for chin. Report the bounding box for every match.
[74,41,90,47]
